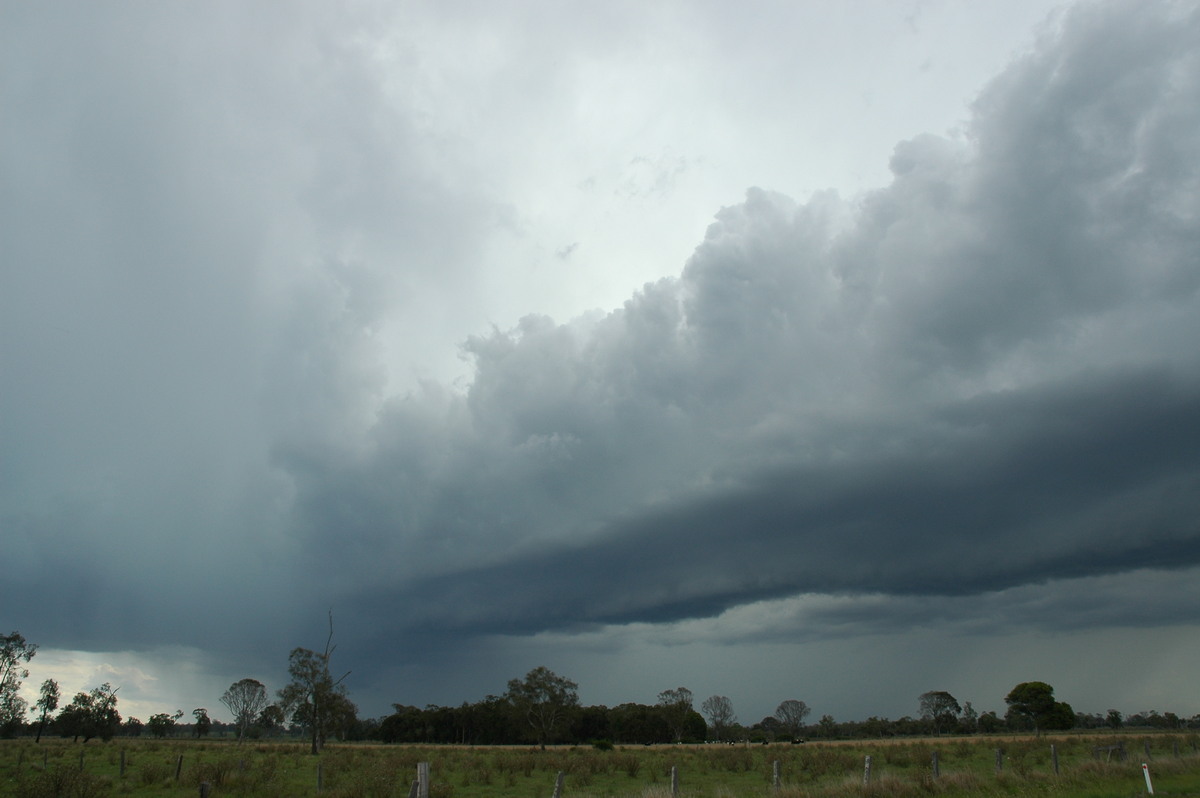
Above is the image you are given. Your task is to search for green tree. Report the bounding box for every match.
[609,702,670,744]
[147,710,183,738]
[1106,709,1123,729]
[701,695,736,741]
[58,683,121,742]
[505,666,579,749]
[656,687,694,743]
[221,678,269,742]
[919,690,961,735]
[90,684,122,740]
[960,701,979,734]
[861,716,890,738]
[1043,699,1076,731]
[34,678,59,743]
[775,699,811,740]
[321,691,358,742]
[683,708,709,742]
[1005,681,1074,735]
[572,704,612,744]
[977,710,1004,733]
[817,714,838,738]
[278,613,351,754]
[192,707,212,737]
[0,632,36,736]
[752,715,782,742]
[257,704,285,736]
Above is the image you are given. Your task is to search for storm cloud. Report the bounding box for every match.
[312,0,1200,642]
[3,0,1199,721]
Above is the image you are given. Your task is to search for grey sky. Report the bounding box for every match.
[4,0,1199,725]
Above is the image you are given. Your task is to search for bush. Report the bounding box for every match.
[613,751,642,777]
[189,756,238,788]
[138,759,172,786]
[15,765,109,798]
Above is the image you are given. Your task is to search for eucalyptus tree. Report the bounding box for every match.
[192,707,212,737]
[279,613,351,754]
[222,678,269,741]
[919,691,961,735]
[0,632,36,735]
[58,683,121,742]
[505,666,579,749]
[775,699,811,739]
[34,678,59,743]
[656,687,694,743]
[701,695,737,741]
[147,710,183,738]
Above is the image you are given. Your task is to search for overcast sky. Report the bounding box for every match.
[4,0,1200,727]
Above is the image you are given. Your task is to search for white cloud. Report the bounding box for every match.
[19,647,237,723]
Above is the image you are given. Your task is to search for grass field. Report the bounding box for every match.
[2,733,1198,798]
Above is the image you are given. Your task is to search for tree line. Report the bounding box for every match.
[0,624,354,750]
[5,631,1200,748]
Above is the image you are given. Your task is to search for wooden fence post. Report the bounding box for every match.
[79,749,85,772]
[175,754,184,781]
[932,750,939,779]
[773,759,781,790]
[863,755,872,785]
[994,748,1003,773]
[417,761,430,798]
[1051,744,1059,775]
[552,770,565,798]
[199,782,212,798]
[670,765,679,796]
[317,762,323,791]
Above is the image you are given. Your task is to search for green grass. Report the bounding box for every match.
[1,733,1197,798]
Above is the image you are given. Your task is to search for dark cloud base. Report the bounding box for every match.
[350,366,1200,641]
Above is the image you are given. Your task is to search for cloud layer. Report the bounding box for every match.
[3,0,1199,719]
[319,0,1200,649]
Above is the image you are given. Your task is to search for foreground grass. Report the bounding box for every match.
[1,733,1198,798]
